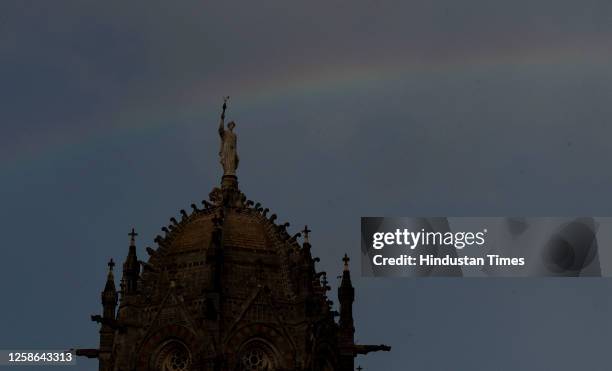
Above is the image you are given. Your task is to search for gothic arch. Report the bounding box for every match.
[225,323,295,370]
[152,340,192,371]
[136,324,206,371]
[235,338,279,370]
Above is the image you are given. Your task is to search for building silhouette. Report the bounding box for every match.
[77,106,390,370]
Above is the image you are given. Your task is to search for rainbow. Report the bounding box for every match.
[4,36,610,170]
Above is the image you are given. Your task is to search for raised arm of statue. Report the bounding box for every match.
[219,117,225,137]
[218,96,229,137]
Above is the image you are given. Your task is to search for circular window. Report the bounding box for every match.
[153,341,191,371]
[237,341,278,371]
[164,347,189,371]
[241,348,271,370]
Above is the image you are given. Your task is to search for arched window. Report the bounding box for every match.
[236,339,278,371]
[153,340,192,371]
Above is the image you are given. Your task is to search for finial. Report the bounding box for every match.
[103,258,117,294]
[108,258,115,272]
[128,228,138,246]
[343,253,350,271]
[302,225,312,243]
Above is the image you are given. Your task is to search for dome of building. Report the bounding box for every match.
[77,104,390,371]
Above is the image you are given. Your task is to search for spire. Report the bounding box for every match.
[302,225,311,244]
[339,253,353,296]
[128,227,137,246]
[99,258,118,370]
[338,253,356,371]
[338,253,355,335]
[101,259,118,319]
[343,253,350,272]
[122,228,140,296]
[339,254,354,305]
[104,259,116,293]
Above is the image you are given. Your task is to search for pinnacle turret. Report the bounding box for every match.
[339,254,355,330]
[101,259,118,318]
[122,228,140,296]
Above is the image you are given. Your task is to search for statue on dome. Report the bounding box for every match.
[218,96,239,176]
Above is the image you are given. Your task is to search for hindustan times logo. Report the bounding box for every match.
[372,228,488,250]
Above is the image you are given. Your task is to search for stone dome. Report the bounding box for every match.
[160,207,291,255]
[138,176,304,303]
[79,108,390,371]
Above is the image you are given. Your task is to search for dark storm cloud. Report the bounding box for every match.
[2,1,612,370]
[3,0,612,156]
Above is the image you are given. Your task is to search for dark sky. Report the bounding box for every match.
[2,1,612,370]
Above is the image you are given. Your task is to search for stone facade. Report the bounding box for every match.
[77,138,389,371]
